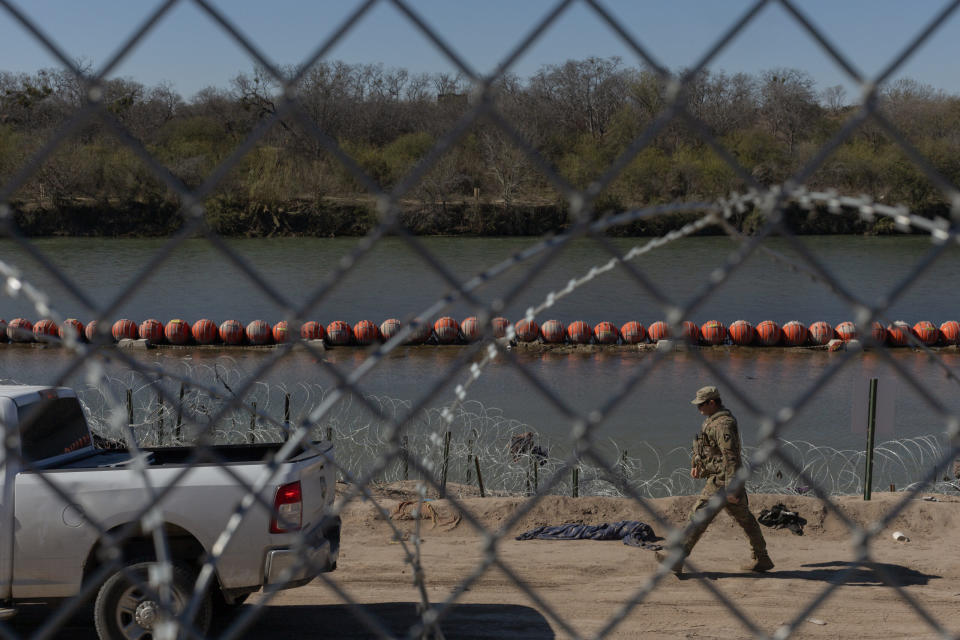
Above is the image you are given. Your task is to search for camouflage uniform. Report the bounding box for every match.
[683,407,768,560]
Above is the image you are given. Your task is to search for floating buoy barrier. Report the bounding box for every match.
[647,321,670,342]
[940,321,960,345]
[192,319,218,345]
[433,317,459,344]
[593,321,619,345]
[246,320,272,345]
[835,321,857,342]
[540,319,565,344]
[461,317,480,342]
[60,318,84,341]
[913,320,939,346]
[566,320,591,344]
[165,319,190,345]
[377,319,399,342]
[33,319,59,340]
[756,320,781,346]
[620,321,646,344]
[700,320,726,346]
[219,319,245,345]
[112,319,138,341]
[728,320,755,346]
[808,321,834,345]
[353,320,380,345]
[514,319,540,343]
[4,314,960,351]
[272,320,290,344]
[492,317,509,338]
[781,321,807,347]
[140,318,164,343]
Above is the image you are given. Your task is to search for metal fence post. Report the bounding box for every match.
[864,378,878,500]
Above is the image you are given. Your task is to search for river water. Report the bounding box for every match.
[1,235,958,488]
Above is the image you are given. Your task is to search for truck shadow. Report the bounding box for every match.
[7,601,556,639]
[236,602,555,639]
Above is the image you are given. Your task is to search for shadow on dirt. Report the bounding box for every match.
[9,601,556,639]
[694,560,938,586]
[235,601,555,638]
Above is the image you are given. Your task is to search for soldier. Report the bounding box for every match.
[656,385,773,576]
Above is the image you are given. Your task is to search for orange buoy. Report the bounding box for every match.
[728,320,755,345]
[647,321,671,342]
[912,320,939,346]
[540,319,566,344]
[886,321,911,347]
[301,321,326,341]
[378,319,400,341]
[33,319,59,340]
[461,317,481,342]
[620,321,647,344]
[139,318,165,343]
[682,321,700,344]
[325,320,353,346]
[781,321,808,347]
[192,318,218,345]
[354,320,380,345]
[8,318,33,342]
[939,321,960,345]
[434,317,460,344]
[405,319,432,344]
[808,321,834,345]
[165,319,191,345]
[219,320,245,345]
[84,320,99,343]
[112,319,138,341]
[835,321,857,341]
[60,318,84,341]
[593,321,619,345]
[514,319,540,342]
[871,322,887,345]
[246,320,273,345]
[492,317,509,338]
[272,321,291,344]
[566,320,592,344]
[699,320,726,346]
[755,320,781,346]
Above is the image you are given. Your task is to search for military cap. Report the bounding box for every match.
[691,385,721,405]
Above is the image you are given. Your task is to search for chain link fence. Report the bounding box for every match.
[1,0,959,638]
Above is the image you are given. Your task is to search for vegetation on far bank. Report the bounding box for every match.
[1,58,956,237]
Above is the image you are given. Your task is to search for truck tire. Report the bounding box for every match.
[93,560,211,640]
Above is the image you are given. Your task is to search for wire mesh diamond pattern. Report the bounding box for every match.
[0,0,958,638]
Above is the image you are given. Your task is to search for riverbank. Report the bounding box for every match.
[8,198,912,238]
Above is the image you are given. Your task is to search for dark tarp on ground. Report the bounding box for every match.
[516,520,662,550]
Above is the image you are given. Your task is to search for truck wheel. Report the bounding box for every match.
[93,560,211,640]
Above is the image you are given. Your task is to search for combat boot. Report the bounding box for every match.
[741,550,774,572]
[654,550,684,577]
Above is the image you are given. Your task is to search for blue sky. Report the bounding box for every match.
[0,0,957,100]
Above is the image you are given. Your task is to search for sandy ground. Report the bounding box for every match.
[11,485,960,639]
[245,485,960,639]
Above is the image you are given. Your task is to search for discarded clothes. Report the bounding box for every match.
[758,503,807,535]
[515,520,661,549]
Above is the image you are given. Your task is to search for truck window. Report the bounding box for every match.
[17,397,91,461]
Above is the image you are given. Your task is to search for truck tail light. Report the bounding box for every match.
[270,481,302,533]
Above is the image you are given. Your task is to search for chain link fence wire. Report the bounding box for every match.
[0,0,959,637]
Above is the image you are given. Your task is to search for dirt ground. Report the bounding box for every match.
[11,484,960,639]
[246,484,960,639]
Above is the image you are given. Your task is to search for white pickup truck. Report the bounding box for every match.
[0,385,339,639]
